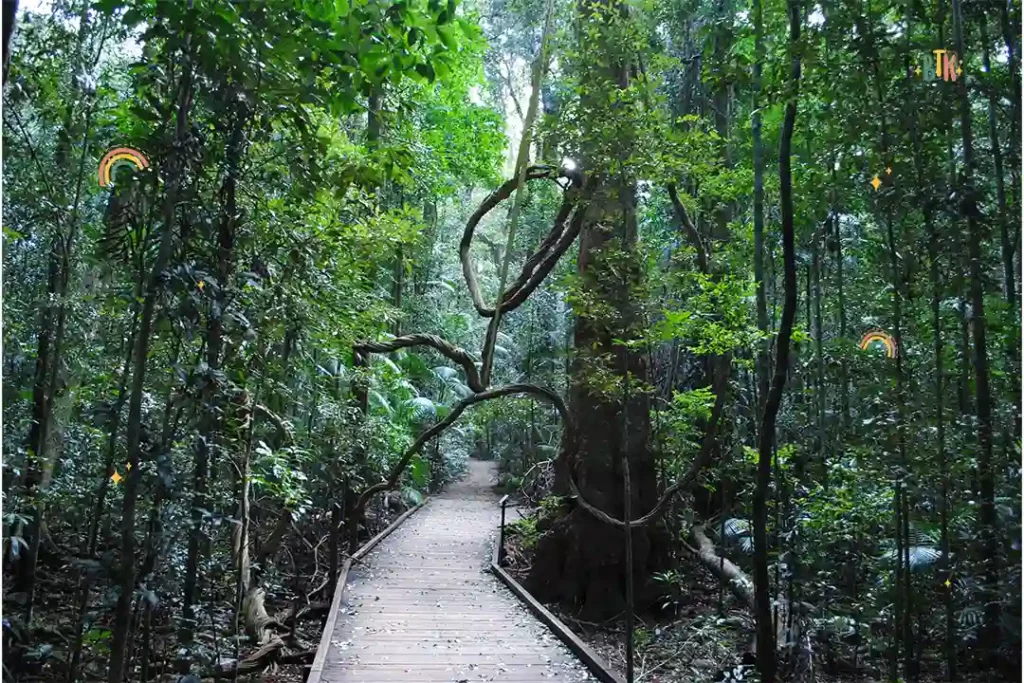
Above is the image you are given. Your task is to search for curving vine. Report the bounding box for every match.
[348,162,728,547]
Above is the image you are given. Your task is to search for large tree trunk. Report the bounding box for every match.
[524,1,660,608]
[526,0,661,621]
[2,0,17,85]
[526,181,658,619]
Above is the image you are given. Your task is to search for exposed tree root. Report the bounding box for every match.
[204,587,320,678]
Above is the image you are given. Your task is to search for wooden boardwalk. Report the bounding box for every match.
[312,460,596,682]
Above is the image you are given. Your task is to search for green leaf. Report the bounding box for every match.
[409,455,429,487]
[415,62,435,82]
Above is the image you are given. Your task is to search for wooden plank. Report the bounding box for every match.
[307,499,429,683]
[312,462,596,683]
[491,558,625,683]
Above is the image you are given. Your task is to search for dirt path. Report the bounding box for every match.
[314,459,595,682]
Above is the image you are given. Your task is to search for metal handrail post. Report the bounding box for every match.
[498,494,510,565]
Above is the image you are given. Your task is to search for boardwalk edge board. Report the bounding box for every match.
[489,537,627,683]
[307,498,430,683]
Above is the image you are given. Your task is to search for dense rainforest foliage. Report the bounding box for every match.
[1,0,1020,681]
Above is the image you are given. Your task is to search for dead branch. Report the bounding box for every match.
[242,587,288,639]
[275,601,330,626]
[207,644,314,678]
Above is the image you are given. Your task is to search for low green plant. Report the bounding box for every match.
[507,516,540,549]
[538,494,568,520]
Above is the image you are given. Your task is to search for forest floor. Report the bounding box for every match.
[504,527,981,683]
[503,534,746,683]
[1,503,408,682]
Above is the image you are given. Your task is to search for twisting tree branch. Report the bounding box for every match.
[350,160,727,549]
[346,165,591,538]
[461,165,588,318]
[355,333,485,393]
[348,157,733,548]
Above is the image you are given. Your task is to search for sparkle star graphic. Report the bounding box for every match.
[944,578,952,588]
[956,65,963,76]
[886,166,892,175]
[198,280,205,292]
[914,65,922,77]
[111,471,123,484]
[871,175,882,191]
[126,462,132,471]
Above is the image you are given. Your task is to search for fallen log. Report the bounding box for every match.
[688,524,755,609]
[242,587,287,640]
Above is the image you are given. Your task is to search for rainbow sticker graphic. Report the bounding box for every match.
[859,330,898,358]
[98,147,149,187]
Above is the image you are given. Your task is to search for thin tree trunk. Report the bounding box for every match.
[980,12,1021,442]
[17,8,103,627]
[481,0,554,388]
[812,226,825,487]
[754,2,800,679]
[180,87,244,670]
[2,0,17,85]
[951,0,1000,653]
[752,0,769,420]
[107,22,194,681]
